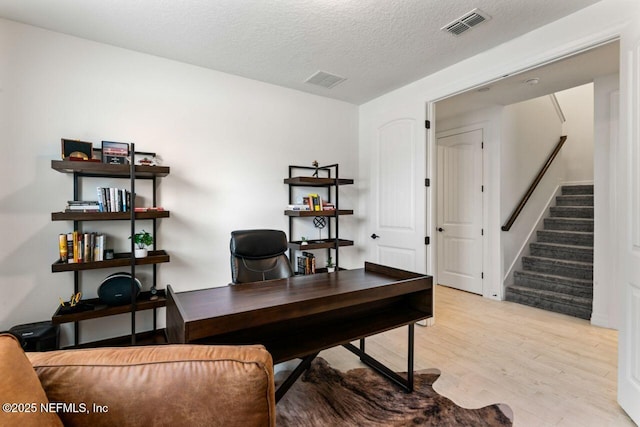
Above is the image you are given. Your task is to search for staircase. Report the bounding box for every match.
[505,185,593,320]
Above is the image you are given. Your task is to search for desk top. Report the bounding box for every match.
[166,262,433,353]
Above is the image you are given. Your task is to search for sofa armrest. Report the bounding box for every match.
[27,344,275,427]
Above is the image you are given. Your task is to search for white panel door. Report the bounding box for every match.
[370,118,426,273]
[618,4,640,423]
[436,129,483,294]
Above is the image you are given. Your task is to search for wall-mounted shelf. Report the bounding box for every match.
[52,211,170,221]
[52,290,167,325]
[51,250,170,272]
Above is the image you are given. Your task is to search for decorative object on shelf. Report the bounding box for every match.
[312,160,319,177]
[130,229,153,258]
[61,138,94,161]
[58,292,93,315]
[101,140,130,164]
[104,249,114,260]
[313,216,327,242]
[98,272,141,306]
[150,284,158,301]
[301,236,309,245]
[134,152,161,166]
[326,256,335,273]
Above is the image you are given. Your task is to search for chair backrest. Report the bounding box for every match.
[230,229,294,284]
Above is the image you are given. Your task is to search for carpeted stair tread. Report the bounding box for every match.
[561,185,594,195]
[549,206,594,218]
[514,270,593,298]
[505,285,592,319]
[537,230,594,246]
[522,255,592,280]
[530,242,593,262]
[515,270,592,286]
[556,195,594,206]
[544,217,594,232]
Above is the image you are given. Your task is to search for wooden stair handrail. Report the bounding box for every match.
[502,135,568,232]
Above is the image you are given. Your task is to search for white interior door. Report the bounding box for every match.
[369,118,426,273]
[436,128,483,294]
[617,5,640,423]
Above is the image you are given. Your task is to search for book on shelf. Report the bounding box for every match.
[59,231,106,263]
[65,200,100,212]
[307,194,322,211]
[287,204,311,211]
[297,251,316,275]
[96,187,131,212]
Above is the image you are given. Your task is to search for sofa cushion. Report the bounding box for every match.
[0,333,63,427]
[28,343,275,427]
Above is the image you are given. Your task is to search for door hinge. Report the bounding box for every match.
[481,228,484,236]
[425,178,430,187]
[425,120,431,129]
[481,141,484,149]
[481,185,484,192]
[425,236,430,245]
[481,272,484,279]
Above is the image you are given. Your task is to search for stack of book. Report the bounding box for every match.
[297,251,316,275]
[58,231,107,263]
[65,200,100,212]
[97,187,131,212]
[287,204,311,211]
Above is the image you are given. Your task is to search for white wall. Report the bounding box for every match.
[592,73,619,328]
[0,18,360,345]
[501,95,563,273]
[556,83,595,183]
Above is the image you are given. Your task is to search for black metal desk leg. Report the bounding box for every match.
[407,323,414,392]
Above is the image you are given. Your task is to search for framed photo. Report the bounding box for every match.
[101,141,130,165]
[61,139,93,160]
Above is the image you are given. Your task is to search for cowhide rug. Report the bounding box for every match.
[276,358,513,426]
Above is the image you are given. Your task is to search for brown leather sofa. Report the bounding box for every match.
[0,333,276,427]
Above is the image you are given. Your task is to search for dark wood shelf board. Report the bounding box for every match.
[284,177,354,186]
[284,209,353,217]
[288,238,354,250]
[52,250,170,272]
[51,160,170,177]
[51,210,170,221]
[62,329,168,349]
[52,290,167,325]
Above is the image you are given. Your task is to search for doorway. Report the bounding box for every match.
[436,127,484,294]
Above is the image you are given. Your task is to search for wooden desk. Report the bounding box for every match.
[166,262,433,399]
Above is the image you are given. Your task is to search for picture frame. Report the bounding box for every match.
[61,139,93,160]
[101,141,130,165]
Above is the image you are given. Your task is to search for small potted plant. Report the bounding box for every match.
[130,230,153,258]
[301,236,309,246]
[326,256,335,273]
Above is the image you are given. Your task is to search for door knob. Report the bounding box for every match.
[370,233,380,239]
[438,227,445,232]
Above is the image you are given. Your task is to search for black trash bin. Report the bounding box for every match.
[9,321,60,351]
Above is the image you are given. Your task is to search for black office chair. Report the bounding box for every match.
[230,229,294,284]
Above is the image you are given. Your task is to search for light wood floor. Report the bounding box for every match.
[319,285,635,427]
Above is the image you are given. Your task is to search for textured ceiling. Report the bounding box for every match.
[0,0,602,104]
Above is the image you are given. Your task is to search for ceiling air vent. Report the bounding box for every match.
[441,8,491,36]
[305,71,346,89]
